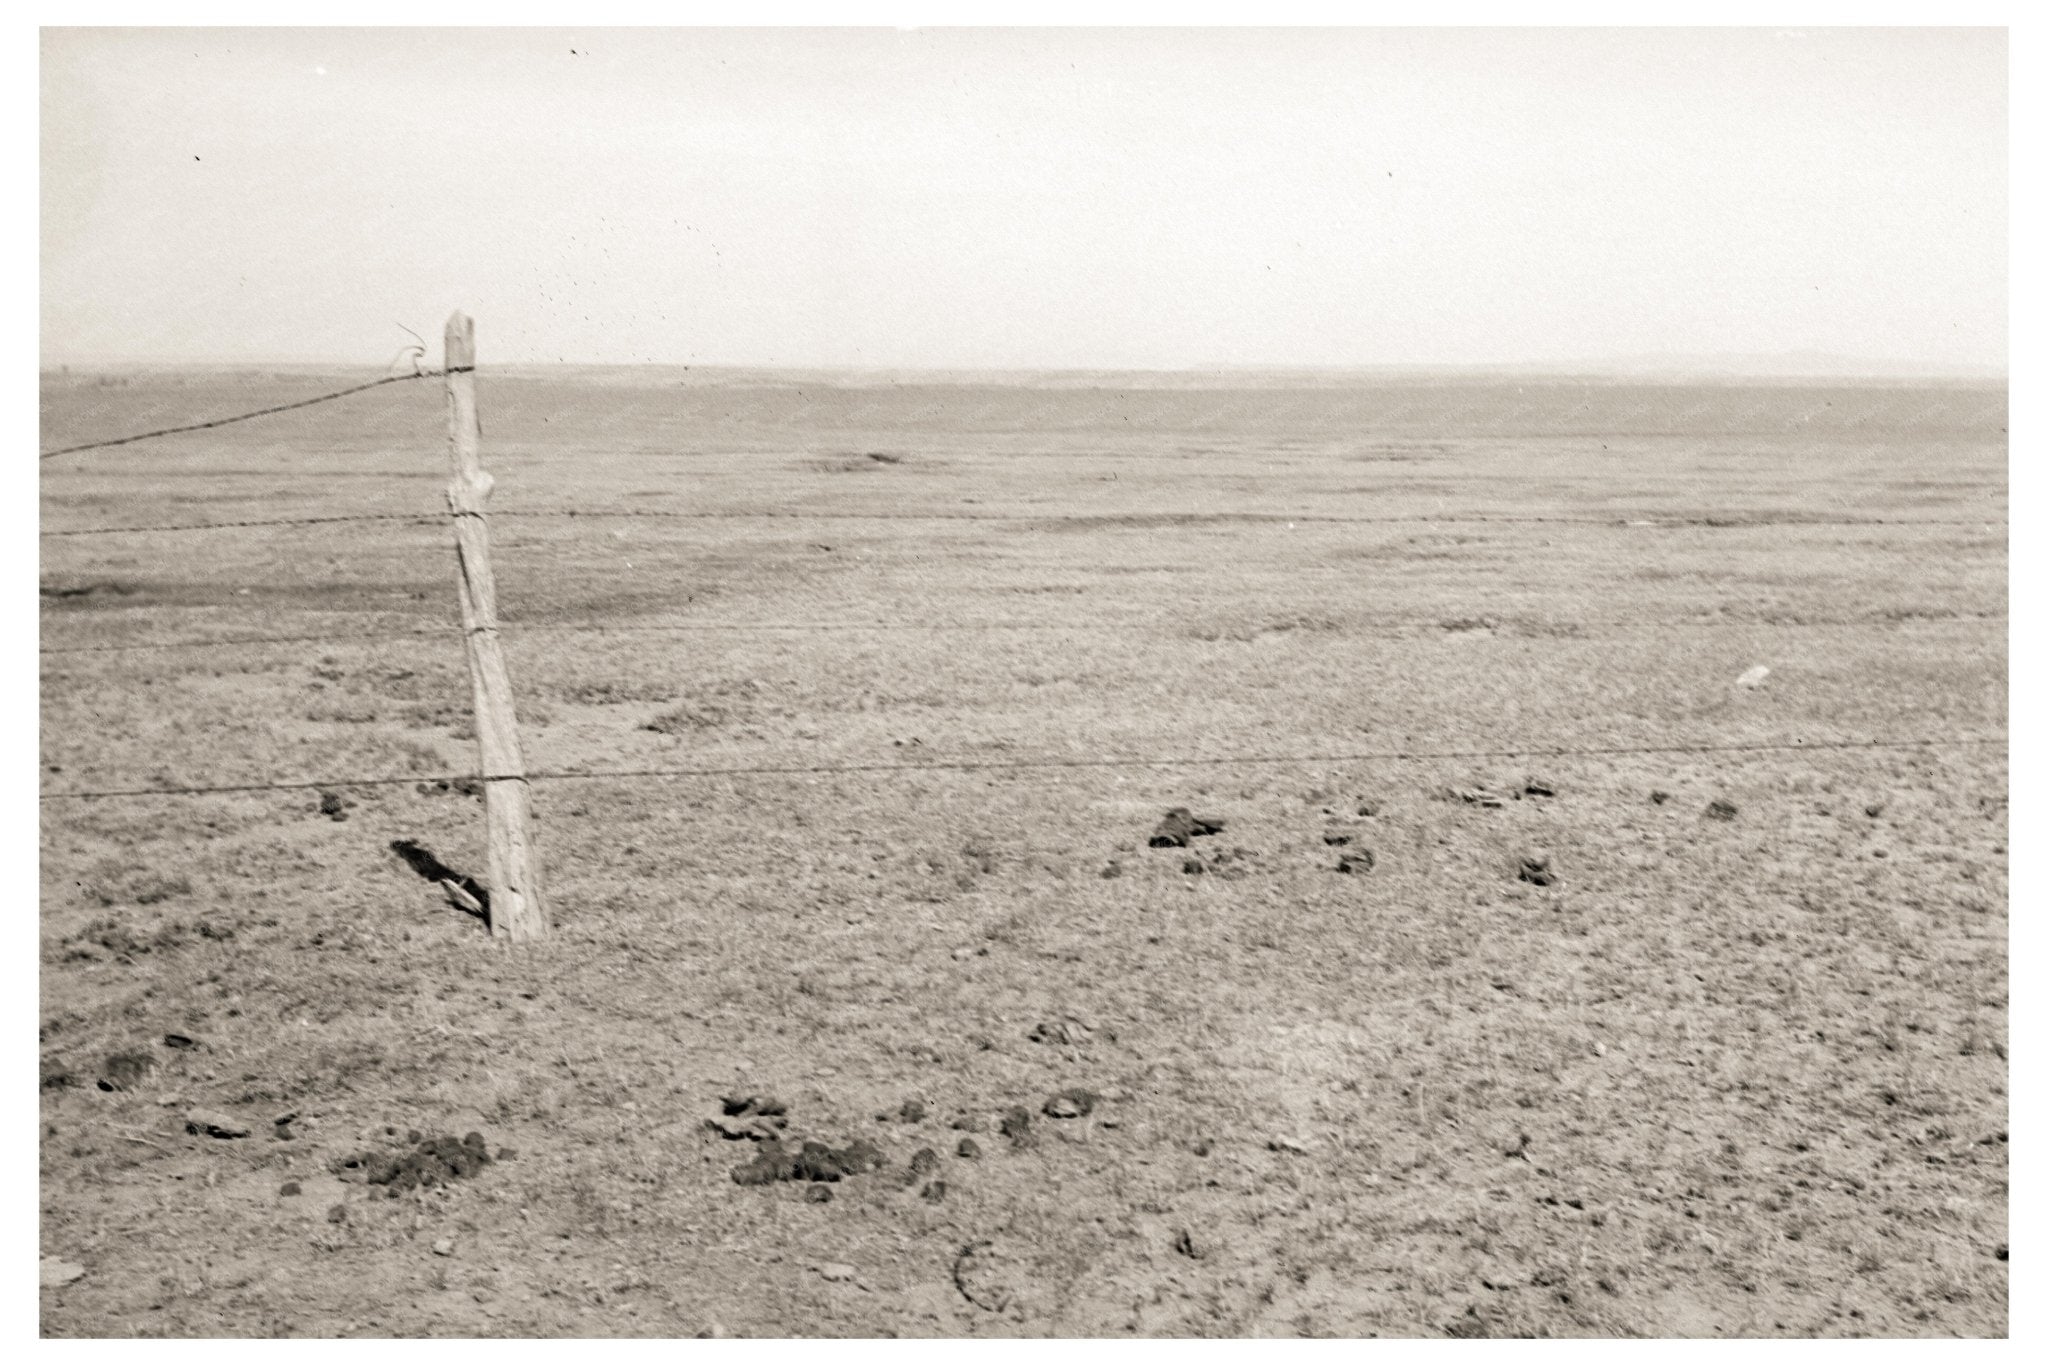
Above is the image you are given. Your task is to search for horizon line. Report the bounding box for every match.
[37,357,2011,381]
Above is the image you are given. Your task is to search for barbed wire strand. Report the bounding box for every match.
[42,512,443,538]
[38,369,461,460]
[38,507,2005,537]
[37,734,2006,802]
[39,626,454,655]
[35,610,2010,657]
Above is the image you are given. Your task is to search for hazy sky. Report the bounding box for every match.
[40,27,2006,370]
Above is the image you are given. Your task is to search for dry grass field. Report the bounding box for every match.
[39,369,2007,1337]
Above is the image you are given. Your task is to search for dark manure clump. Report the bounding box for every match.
[733,1136,886,1187]
[333,1130,494,1196]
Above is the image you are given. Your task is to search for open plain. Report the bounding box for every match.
[38,369,2008,1337]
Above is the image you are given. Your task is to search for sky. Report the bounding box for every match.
[39,26,2008,371]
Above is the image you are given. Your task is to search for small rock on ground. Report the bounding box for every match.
[40,1259,87,1289]
[1044,1088,1099,1119]
[816,1262,857,1282]
[184,1107,250,1138]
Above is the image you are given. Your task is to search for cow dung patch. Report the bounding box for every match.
[332,1131,494,1195]
[732,1136,886,1186]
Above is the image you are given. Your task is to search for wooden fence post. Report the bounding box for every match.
[442,311,547,942]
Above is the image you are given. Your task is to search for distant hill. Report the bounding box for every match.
[1547,351,2006,381]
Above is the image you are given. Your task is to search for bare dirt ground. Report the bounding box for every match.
[39,370,2007,1337]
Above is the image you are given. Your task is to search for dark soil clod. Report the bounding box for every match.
[1027,1019,1093,1047]
[163,1033,197,1050]
[1517,853,1557,887]
[1650,790,1671,805]
[921,1180,947,1203]
[280,1182,301,1197]
[98,1051,155,1092]
[801,1136,884,1180]
[805,1184,834,1204]
[1444,1307,1491,1338]
[1336,850,1375,874]
[1524,778,1556,798]
[730,1144,793,1185]
[909,1147,940,1175]
[41,1056,74,1090]
[1149,807,1226,848]
[709,1113,787,1140]
[957,1137,981,1160]
[999,1106,1035,1146]
[1323,831,1351,846]
[415,778,483,799]
[1706,800,1739,821]
[317,790,355,821]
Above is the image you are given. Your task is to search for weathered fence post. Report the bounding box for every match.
[443,311,547,942]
